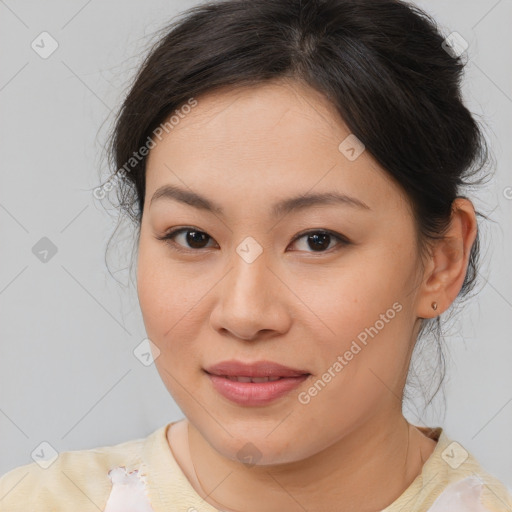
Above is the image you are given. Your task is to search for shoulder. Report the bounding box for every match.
[0,433,148,512]
[424,473,512,512]
[386,426,512,512]
[476,469,512,512]
[425,429,512,512]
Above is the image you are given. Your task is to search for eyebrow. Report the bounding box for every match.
[150,184,371,217]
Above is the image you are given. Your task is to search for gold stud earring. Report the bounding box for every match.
[431,301,438,311]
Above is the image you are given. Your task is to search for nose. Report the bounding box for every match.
[209,247,292,341]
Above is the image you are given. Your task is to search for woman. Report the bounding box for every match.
[1,0,510,511]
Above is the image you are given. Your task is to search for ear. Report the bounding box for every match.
[416,197,478,319]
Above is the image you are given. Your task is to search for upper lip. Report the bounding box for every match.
[204,360,310,378]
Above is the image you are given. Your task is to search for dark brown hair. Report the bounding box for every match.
[101,0,493,414]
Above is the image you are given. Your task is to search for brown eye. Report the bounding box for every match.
[289,230,349,253]
[156,227,217,251]
[182,230,210,249]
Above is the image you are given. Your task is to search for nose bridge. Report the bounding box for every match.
[228,237,270,305]
[210,236,289,339]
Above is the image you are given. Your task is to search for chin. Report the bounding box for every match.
[199,423,313,467]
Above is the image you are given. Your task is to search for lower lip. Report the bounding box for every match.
[206,372,310,406]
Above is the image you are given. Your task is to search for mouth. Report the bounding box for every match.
[203,360,311,406]
[204,359,310,378]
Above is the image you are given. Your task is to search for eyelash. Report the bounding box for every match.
[155,226,350,255]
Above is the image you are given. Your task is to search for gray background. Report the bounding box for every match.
[1,0,511,488]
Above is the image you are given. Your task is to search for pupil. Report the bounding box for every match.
[187,230,208,248]
[308,233,330,251]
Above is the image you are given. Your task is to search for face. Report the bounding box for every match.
[137,79,425,465]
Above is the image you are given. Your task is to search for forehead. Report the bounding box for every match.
[152,80,346,152]
[144,80,410,219]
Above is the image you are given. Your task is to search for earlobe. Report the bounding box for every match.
[417,198,477,319]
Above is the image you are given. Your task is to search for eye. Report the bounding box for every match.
[156,227,218,252]
[288,229,350,253]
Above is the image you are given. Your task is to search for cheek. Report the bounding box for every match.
[291,251,410,343]
[292,248,416,394]
[136,239,197,354]
[136,233,225,402]
[136,249,205,405]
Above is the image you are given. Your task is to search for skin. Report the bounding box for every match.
[136,79,477,512]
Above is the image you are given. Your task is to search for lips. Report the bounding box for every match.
[204,360,311,406]
[204,359,310,378]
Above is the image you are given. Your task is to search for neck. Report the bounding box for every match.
[176,413,437,512]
